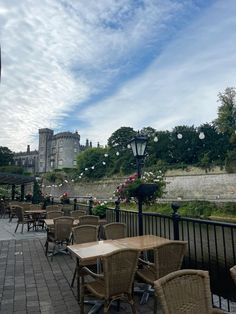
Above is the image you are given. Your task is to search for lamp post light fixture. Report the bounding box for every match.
[129,133,148,236]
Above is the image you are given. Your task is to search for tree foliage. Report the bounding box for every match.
[0,147,13,166]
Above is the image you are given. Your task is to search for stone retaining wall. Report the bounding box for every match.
[43,173,236,201]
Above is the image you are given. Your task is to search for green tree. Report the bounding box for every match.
[0,147,13,166]
[107,127,136,150]
[77,147,110,179]
[215,87,236,143]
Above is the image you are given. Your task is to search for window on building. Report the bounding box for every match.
[59,160,63,166]
[73,160,77,166]
[50,161,54,167]
[74,148,77,152]
[40,162,43,167]
[59,147,63,152]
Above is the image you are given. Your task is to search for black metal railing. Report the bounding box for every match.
[105,202,236,312]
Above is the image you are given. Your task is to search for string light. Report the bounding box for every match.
[116,152,120,156]
[104,153,108,157]
[177,133,183,139]
[199,132,205,140]
[154,136,158,142]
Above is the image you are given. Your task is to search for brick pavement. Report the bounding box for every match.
[0,218,162,314]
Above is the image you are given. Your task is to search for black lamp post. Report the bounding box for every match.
[130,133,148,236]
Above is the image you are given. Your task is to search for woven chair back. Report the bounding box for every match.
[46,210,63,219]
[154,241,187,278]
[70,210,86,219]
[230,265,236,286]
[72,225,98,244]
[79,215,99,226]
[154,269,213,314]
[46,205,61,212]
[14,206,24,222]
[104,222,127,240]
[102,248,139,298]
[54,217,74,241]
[30,204,42,210]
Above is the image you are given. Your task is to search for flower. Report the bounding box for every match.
[115,170,166,203]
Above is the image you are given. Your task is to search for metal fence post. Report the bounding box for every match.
[73,198,77,211]
[115,198,120,222]
[171,202,180,240]
[89,197,93,215]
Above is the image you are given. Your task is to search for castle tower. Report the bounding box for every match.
[38,128,54,173]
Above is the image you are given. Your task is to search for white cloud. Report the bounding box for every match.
[1,0,235,153]
[79,0,236,146]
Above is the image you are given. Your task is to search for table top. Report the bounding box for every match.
[44,219,80,227]
[114,235,171,251]
[25,210,46,214]
[68,234,171,262]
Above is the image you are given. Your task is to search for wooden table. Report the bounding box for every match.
[68,234,171,306]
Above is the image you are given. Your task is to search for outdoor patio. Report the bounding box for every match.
[0,218,161,314]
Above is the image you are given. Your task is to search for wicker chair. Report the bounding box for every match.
[80,248,140,314]
[45,216,74,260]
[70,224,99,288]
[136,241,187,310]
[79,215,99,226]
[46,205,62,212]
[103,222,127,240]
[46,210,63,219]
[14,206,34,233]
[154,269,224,314]
[230,265,236,286]
[70,210,86,219]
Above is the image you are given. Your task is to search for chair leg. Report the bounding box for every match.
[103,300,109,313]
[45,240,49,256]
[128,294,137,314]
[71,266,76,287]
[154,294,158,314]
[80,276,85,314]
[15,222,19,233]
[21,223,24,234]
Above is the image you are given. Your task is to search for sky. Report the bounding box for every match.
[0,0,236,152]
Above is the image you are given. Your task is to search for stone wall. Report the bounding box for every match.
[43,173,236,202]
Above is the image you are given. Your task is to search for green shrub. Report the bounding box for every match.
[92,204,107,218]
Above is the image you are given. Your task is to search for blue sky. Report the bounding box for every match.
[0,0,236,151]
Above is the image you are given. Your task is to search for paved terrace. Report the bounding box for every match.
[0,218,161,314]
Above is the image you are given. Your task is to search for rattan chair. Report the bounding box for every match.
[46,210,63,219]
[14,206,34,233]
[70,210,86,219]
[46,204,62,212]
[230,265,236,286]
[79,215,99,226]
[136,241,187,310]
[103,222,127,240]
[154,269,224,314]
[80,248,140,314]
[70,224,99,288]
[45,216,74,260]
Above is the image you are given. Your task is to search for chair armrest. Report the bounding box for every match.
[138,257,154,267]
[80,266,104,279]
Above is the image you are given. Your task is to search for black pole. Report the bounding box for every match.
[73,198,77,211]
[89,197,93,215]
[137,158,143,236]
[115,198,120,222]
[20,184,25,202]
[11,184,16,201]
[171,202,180,240]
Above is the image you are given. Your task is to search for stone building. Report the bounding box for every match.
[13,145,39,174]
[13,128,93,174]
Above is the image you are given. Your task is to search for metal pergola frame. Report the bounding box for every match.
[0,172,35,201]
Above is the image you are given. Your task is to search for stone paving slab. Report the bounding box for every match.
[0,218,162,313]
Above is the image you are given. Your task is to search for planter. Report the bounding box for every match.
[129,183,158,200]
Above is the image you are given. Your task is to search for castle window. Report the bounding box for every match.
[73,160,77,166]
[50,161,54,167]
[59,160,63,166]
